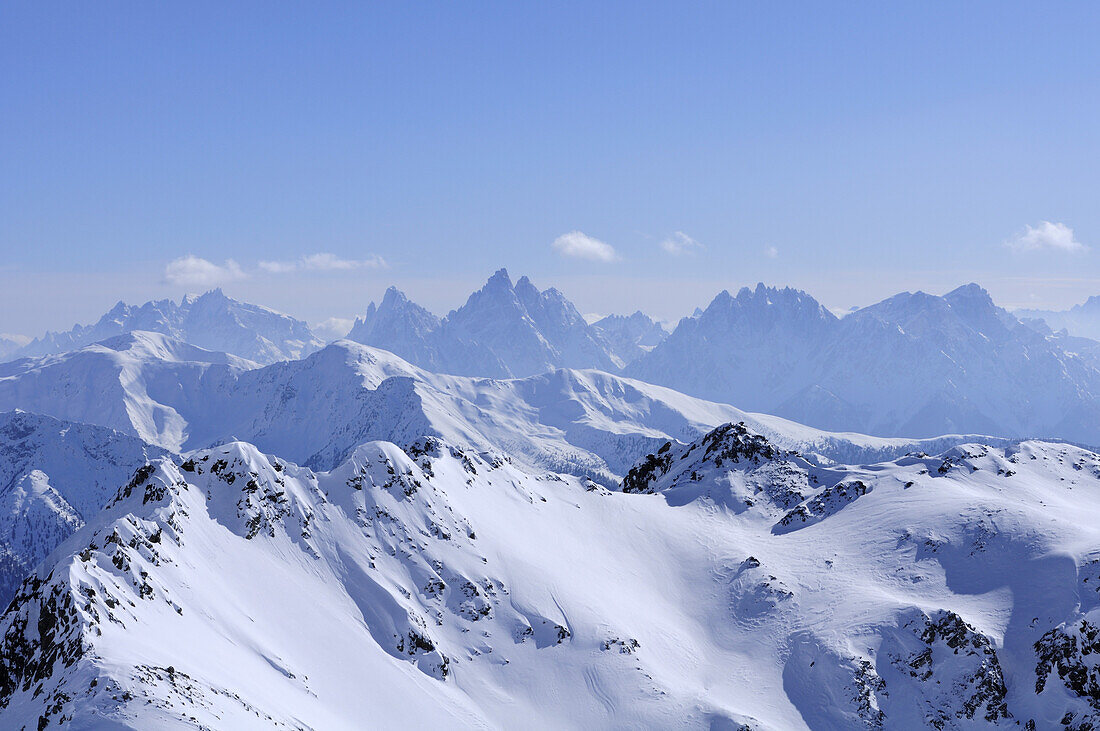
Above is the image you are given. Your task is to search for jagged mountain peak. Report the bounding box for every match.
[361,286,440,326]
[186,287,227,303]
[621,422,816,513]
[944,281,992,302]
[513,273,537,293]
[700,283,837,323]
[348,269,619,378]
[486,266,513,288]
[381,284,413,305]
[855,285,1017,342]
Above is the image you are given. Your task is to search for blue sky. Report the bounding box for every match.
[3,2,1100,335]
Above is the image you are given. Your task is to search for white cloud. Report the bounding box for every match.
[259,253,387,273]
[659,231,703,256]
[257,260,298,274]
[312,316,355,342]
[1006,221,1087,253]
[764,245,779,259]
[163,256,247,287]
[551,231,619,262]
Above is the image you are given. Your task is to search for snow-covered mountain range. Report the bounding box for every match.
[2,422,1100,728]
[2,275,1100,728]
[627,283,1100,445]
[12,275,1100,447]
[340,274,1100,445]
[5,289,323,365]
[0,333,1017,486]
[347,269,623,376]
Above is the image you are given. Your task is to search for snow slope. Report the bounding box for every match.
[3,425,1100,728]
[0,332,252,454]
[8,289,323,365]
[0,335,1016,486]
[0,411,168,603]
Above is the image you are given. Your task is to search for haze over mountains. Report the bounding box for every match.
[1019,295,1100,341]
[6,270,1100,448]
[5,289,323,365]
[3,271,1100,727]
[627,283,1100,444]
[345,271,1100,446]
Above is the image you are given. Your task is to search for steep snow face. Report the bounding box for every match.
[629,283,1100,445]
[347,269,619,377]
[591,311,669,365]
[7,289,323,365]
[0,411,168,602]
[0,337,1016,486]
[3,428,1100,729]
[1019,294,1100,341]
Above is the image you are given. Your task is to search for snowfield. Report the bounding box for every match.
[2,423,1100,728]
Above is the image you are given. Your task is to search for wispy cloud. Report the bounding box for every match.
[764,245,779,259]
[659,231,703,256]
[259,253,387,273]
[163,256,247,287]
[551,231,619,262]
[1006,221,1087,253]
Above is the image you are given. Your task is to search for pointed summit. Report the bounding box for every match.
[346,287,442,369]
[342,269,622,378]
[483,267,514,292]
[944,282,993,307]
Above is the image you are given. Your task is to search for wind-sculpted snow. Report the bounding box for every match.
[7,288,323,365]
[2,425,1100,727]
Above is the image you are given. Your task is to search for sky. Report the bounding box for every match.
[3,2,1100,336]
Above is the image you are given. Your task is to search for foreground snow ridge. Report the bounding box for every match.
[2,423,1100,729]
